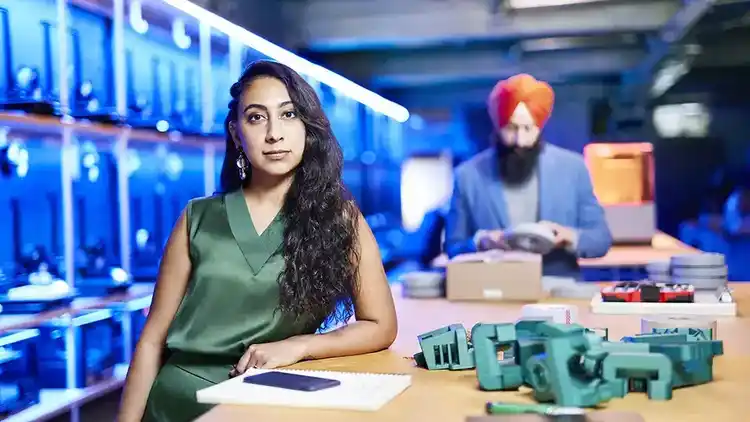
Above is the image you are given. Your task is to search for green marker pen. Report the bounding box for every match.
[486,402,586,416]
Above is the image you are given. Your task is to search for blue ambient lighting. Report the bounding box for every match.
[161,0,410,123]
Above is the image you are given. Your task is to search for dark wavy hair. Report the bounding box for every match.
[219,60,360,328]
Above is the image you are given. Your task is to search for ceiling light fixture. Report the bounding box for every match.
[507,0,607,9]
[162,0,410,122]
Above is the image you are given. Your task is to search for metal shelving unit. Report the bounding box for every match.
[0,1,408,420]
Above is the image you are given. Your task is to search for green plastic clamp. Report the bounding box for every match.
[624,333,723,388]
[601,352,674,400]
[414,324,475,370]
[472,323,524,391]
[524,323,621,407]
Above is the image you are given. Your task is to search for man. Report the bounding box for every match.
[444,74,612,278]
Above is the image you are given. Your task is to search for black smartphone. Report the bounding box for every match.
[243,371,341,392]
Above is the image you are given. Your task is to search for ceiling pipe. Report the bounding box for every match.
[610,0,717,136]
[621,0,717,99]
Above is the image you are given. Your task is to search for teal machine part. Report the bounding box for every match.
[472,323,524,390]
[414,320,723,409]
[513,320,548,385]
[643,327,714,341]
[523,323,622,407]
[414,324,475,370]
[622,333,723,389]
[600,352,673,400]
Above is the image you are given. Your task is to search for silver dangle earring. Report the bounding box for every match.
[236,151,247,180]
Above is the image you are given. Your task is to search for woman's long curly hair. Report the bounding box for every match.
[219,60,360,328]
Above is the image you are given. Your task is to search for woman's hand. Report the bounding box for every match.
[230,337,309,376]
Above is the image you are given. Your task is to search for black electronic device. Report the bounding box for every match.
[0,199,77,313]
[243,371,341,392]
[12,195,62,280]
[70,29,123,124]
[74,231,132,297]
[0,17,60,116]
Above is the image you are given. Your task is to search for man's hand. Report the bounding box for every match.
[230,337,308,376]
[538,221,576,247]
[474,230,508,251]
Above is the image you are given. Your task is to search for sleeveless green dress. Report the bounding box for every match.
[142,190,318,422]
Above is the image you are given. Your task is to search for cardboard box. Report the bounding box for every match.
[446,251,543,302]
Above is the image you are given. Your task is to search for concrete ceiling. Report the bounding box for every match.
[196,0,748,110]
[286,0,704,107]
[655,0,750,101]
[312,39,645,89]
[292,0,678,51]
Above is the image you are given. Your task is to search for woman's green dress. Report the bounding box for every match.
[142,190,317,422]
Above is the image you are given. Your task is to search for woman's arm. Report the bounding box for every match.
[233,211,398,372]
[117,210,193,422]
[294,212,398,359]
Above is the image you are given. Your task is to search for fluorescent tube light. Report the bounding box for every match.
[507,0,606,9]
[162,0,410,122]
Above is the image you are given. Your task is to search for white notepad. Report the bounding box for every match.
[196,368,412,411]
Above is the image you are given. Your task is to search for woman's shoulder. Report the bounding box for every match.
[187,193,228,219]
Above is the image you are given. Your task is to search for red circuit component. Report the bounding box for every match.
[601,282,694,303]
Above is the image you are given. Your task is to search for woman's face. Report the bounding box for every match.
[230,76,306,177]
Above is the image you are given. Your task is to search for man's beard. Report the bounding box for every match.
[492,133,543,186]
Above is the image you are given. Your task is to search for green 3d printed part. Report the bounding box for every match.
[414,324,474,370]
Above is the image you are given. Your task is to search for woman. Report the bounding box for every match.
[117,60,398,422]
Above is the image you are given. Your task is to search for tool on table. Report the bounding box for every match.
[469,411,645,421]
[486,402,585,415]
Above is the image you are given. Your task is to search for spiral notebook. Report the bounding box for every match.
[196,368,412,411]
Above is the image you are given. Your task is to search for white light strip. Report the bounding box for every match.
[508,0,605,9]
[161,0,410,123]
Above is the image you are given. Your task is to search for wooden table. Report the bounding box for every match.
[431,232,699,270]
[197,284,750,422]
[579,232,699,268]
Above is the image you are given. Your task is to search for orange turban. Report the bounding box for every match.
[488,74,555,129]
